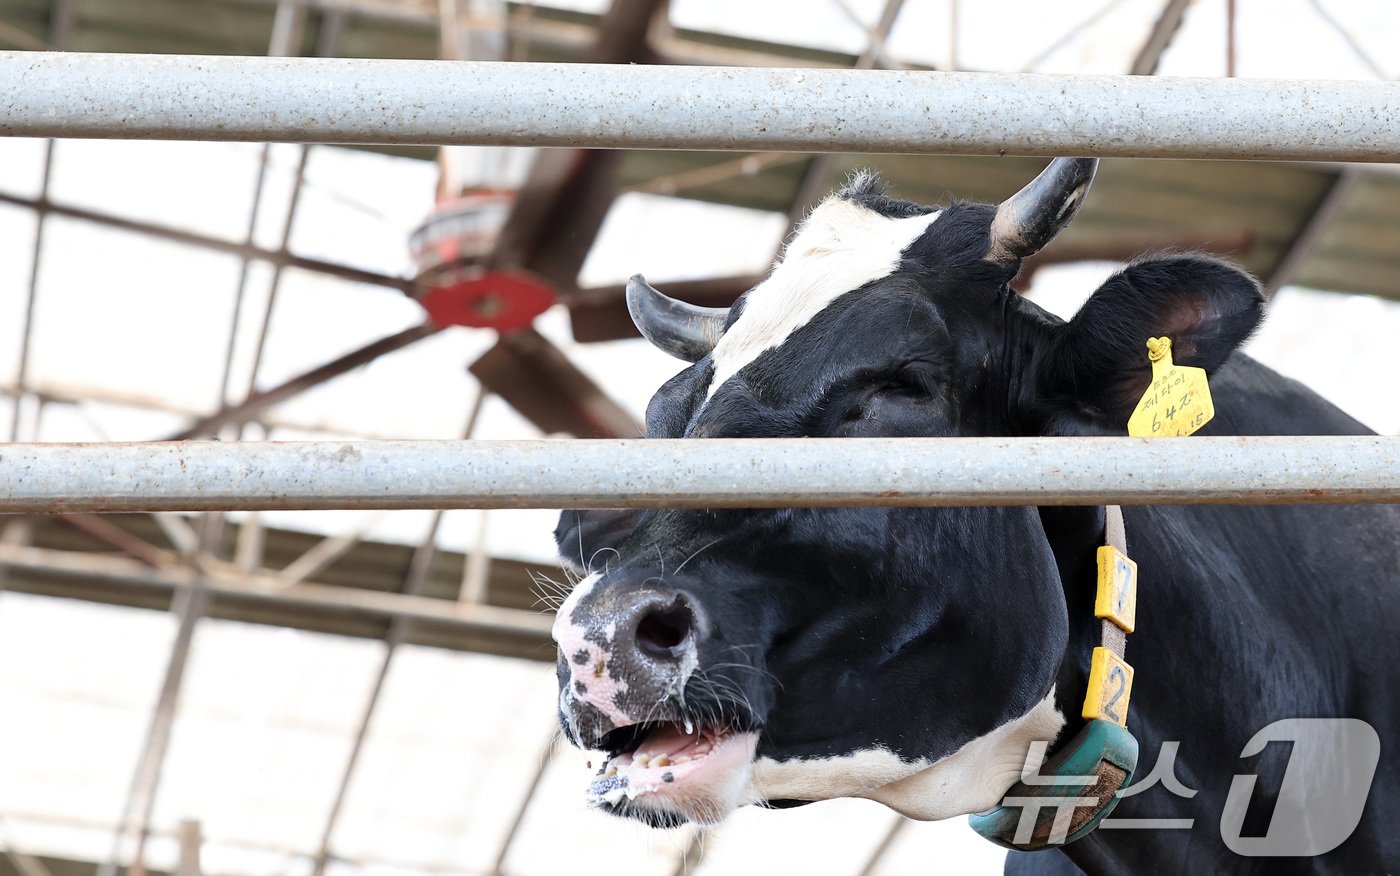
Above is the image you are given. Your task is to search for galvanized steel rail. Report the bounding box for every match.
[1,438,1396,513]
[4,52,1400,160]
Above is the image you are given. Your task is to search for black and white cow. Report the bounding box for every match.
[550,158,1400,874]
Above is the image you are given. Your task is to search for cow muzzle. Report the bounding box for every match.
[554,585,705,747]
[552,579,762,825]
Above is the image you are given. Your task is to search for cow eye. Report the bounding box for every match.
[879,365,938,399]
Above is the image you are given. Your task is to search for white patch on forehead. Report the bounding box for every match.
[706,198,941,398]
[745,688,1064,821]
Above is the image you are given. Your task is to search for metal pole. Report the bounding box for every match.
[1,437,1398,511]
[5,54,1400,160]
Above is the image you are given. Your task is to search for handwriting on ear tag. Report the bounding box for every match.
[1095,545,1137,633]
[1126,337,1214,437]
[1082,647,1134,727]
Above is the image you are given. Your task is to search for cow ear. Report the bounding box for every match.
[555,509,644,575]
[1029,254,1265,434]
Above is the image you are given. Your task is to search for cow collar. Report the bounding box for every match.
[968,504,1141,850]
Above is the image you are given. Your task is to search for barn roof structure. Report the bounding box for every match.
[1,1,1398,875]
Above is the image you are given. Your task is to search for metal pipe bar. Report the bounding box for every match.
[1,437,1397,512]
[5,54,1400,160]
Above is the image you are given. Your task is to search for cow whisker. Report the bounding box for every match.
[673,538,723,577]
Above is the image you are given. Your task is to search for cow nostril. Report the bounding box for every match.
[635,603,694,659]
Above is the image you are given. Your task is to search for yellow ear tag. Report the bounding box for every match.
[1126,337,1214,437]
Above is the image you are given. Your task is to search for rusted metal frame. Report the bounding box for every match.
[105,12,324,875]
[0,0,68,597]
[1264,169,1362,297]
[0,191,417,294]
[1130,0,1191,75]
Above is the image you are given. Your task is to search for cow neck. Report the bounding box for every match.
[967,504,1140,851]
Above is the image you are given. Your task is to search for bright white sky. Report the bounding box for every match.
[2,1,1399,875]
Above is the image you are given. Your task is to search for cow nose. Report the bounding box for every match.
[627,594,700,662]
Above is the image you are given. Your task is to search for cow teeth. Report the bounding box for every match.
[606,766,618,777]
[652,754,671,767]
[672,755,692,764]
[634,754,650,768]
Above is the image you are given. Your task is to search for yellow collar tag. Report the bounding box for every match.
[1126,337,1214,437]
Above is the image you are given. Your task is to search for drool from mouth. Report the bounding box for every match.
[587,720,760,826]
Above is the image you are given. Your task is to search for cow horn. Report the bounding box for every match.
[988,157,1099,264]
[626,275,729,363]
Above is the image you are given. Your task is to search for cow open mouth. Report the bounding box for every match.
[587,719,760,826]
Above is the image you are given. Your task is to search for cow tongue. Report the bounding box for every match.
[617,723,715,769]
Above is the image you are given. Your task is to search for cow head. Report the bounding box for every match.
[551,158,1264,828]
